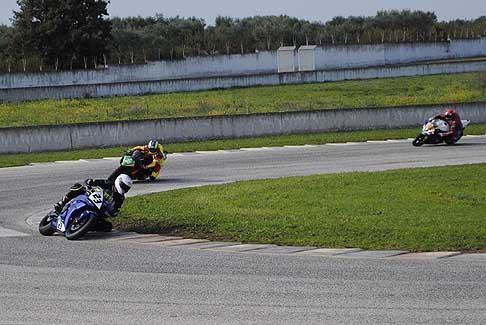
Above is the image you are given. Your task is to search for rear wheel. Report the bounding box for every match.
[65,212,97,240]
[412,134,425,147]
[39,213,56,236]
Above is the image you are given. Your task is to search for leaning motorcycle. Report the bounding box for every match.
[108,150,156,181]
[412,118,470,147]
[39,186,111,240]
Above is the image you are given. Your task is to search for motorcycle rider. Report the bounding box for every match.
[432,108,463,143]
[125,139,168,180]
[53,174,133,231]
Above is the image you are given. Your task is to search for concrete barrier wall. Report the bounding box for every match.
[2,38,486,92]
[315,44,385,70]
[3,60,486,102]
[384,42,452,64]
[450,38,486,58]
[0,52,278,90]
[1,102,485,154]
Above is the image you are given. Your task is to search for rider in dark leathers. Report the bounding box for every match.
[53,174,132,231]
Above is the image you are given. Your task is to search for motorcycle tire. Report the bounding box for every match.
[412,134,425,147]
[38,213,56,236]
[65,212,97,240]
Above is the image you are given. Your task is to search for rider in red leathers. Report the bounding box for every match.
[432,108,463,144]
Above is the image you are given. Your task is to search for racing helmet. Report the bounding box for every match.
[114,174,133,195]
[147,139,159,154]
[445,108,455,119]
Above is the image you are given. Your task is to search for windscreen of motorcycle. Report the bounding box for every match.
[121,155,135,167]
[435,119,450,132]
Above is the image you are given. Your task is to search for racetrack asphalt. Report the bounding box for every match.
[1,137,486,323]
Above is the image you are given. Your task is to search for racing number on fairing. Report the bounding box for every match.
[88,189,104,210]
[91,193,102,204]
[56,219,65,232]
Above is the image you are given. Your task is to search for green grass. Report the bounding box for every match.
[115,164,486,252]
[3,123,486,168]
[2,72,486,128]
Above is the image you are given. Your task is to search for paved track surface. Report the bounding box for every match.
[2,137,486,323]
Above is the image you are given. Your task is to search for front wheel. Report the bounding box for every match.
[65,212,97,240]
[412,134,425,147]
[39,213,56,236]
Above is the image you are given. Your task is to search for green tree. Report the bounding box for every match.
[0,25,14,71]
[0,25,13,56]
[12,0,112,69]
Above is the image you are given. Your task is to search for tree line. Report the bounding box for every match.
[1,1,486,73]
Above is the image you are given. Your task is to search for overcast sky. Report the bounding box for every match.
[1,0,485,25]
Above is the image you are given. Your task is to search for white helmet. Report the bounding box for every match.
[114,174,132,195]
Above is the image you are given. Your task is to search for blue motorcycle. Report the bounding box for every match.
[39,186,110,240]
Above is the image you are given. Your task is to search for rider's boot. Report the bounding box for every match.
[53,198,68,214]
[53,183,84,214]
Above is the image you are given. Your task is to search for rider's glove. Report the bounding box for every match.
[84,178,94,186]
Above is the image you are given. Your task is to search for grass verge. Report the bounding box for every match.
[3,124,486,168]
[115,164,486,252]
[2,72,486,128]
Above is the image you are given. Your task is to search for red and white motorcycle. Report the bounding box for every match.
[412,118,470,147]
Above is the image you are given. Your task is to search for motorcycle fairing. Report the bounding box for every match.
[50,194,98,233]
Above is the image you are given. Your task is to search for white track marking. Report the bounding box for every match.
[54,160,84,164]
[325,143,356,146]
[0,226,29,238]
[239,147,272,151]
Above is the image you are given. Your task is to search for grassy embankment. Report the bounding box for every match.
[116,164,486,252]
[2,72,486,167]
[1,72,486,128]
